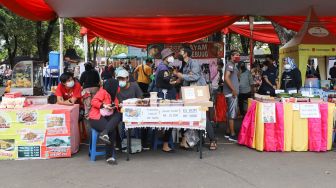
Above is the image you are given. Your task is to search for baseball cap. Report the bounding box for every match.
[116,68,129,78]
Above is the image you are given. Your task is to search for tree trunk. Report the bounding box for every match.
[240,35,249,55]
[4,33,17,68]
[36,19,57,62]
[272,22,296,44]
[92,39,99,65]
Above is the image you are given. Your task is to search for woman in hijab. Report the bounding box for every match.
[280,58,302,92]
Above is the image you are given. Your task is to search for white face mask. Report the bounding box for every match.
[167,56,175,63]
[284,64,291,70]
[119,81,127,87]
[66,80,75,88]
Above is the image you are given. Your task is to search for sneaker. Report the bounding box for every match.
[99,134,111,145]
[106,157,117,165]
[224,133,230,139]
[228,135,238,142]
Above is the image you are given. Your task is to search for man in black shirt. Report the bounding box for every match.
[329,62,336,79]
[80,62,101,119]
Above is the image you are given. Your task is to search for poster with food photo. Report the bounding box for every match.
[16,110,38,125]
[0,114,11,129]
[45,114,68,135]
[44,136,71,158]
[0,139,16,160]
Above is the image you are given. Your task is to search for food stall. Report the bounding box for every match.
[238,94,334,152]
[0,96,80,160]
[122,86,212,160]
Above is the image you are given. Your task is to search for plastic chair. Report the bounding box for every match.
[152,129,175,150]
[89,129,106,161]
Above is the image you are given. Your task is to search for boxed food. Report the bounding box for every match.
[4,92,22,98]
[181,86,212,107]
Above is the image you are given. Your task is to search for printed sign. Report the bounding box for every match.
[261,103,276,123]
[299,104,321,118]
[0,109,72,160]
[159,107,182,122]
[18,146,40,158]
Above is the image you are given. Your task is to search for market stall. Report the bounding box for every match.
[238,97,334,152]
[279,10,336,84]
[0,103,80,160]
[122,86,212,160]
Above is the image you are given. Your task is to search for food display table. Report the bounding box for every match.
[238,100,334,152]
[122,106,207,160]
[0,104,80,160]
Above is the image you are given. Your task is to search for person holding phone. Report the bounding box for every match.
[89,78,121,165]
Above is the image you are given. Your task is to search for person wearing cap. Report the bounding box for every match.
[80,62,101,119]
[115,69,153,149]
[154,48,177,153]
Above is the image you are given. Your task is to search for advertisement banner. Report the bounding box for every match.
[0,109,72,160]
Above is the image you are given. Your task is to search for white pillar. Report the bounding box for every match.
[249,16,255,65]
[84,34,88,62]
[59,18,64,74]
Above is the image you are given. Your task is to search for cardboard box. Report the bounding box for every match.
[181,86,212,108]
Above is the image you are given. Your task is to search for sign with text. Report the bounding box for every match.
[261,103,276,123]
[165,42,224,59]
[299,104,321,118]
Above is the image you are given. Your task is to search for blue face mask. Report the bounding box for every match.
[119,81,127,87]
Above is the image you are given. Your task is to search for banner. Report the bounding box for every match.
[148,42,224,59]
[0,109,71,160]
[123,106,206,130]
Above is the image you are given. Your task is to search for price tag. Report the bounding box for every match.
[299,104,320,118]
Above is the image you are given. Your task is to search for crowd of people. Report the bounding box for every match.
[42,45,306,165]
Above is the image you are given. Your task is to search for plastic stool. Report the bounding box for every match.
[152,129,175,150]
[89,129,106,161]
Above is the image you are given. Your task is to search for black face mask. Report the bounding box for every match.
[177,54,184,61]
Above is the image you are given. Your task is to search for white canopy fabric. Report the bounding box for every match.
[45,0,336,17]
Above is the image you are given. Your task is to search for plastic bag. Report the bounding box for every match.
[185,129,200,148]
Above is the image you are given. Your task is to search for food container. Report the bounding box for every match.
[150,92,158,99]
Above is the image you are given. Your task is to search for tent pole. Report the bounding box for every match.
[104,40,107,58]
[59,18,64,74]
[249,16,255,65]
[84,34,88,63]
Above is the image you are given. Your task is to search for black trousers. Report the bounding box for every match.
[238,92,251,117]
[138,82,149,96]
[90,112,122,159]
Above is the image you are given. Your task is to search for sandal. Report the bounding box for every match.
[209,141,217,150]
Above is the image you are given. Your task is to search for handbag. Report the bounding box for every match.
[100,107,114,117]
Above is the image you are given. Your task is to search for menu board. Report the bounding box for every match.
[0,109,71,160]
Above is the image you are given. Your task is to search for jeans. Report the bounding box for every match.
[89,112,122,159]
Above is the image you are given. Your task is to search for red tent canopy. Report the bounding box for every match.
[79,27,97,43]
[0,0,56,21]
[75,16,241,48]
[223,23,281,44]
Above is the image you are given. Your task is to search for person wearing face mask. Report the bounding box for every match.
[174,45,217,150]
[238,63,253,117]
[153,48,176,152]
[280,58,302,92]
[258,61,277,96]
[222,50,241,142]
[55,72,82,106]
[156,48,178,100]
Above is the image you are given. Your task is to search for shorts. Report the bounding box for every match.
[226,96,238,120]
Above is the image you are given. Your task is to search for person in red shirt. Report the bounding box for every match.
[55,72,82,106]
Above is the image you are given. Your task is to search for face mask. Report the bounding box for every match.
[167,56,175,63]
[284,64,291,70]
[66,80,75,88]
[177,54,184,61]
[233,56,240,63]
[119,81,127,88]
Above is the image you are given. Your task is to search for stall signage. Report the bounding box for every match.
[308,27,329,37]
[18,146,40,158]
[261,103,276,123]
[299,104,320,118]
